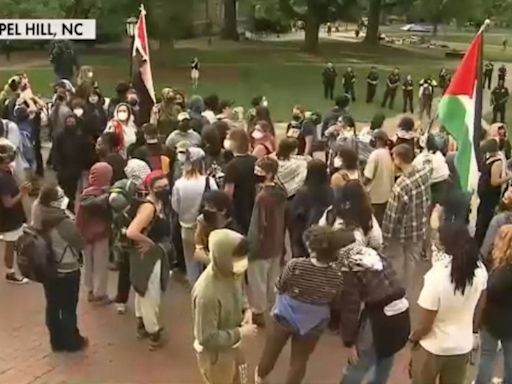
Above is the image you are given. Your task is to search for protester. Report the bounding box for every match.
[150,88,180,136]
[171,147,218,286]
[394,116,416,153]
[331,146,360,188]
[337,241,410,384]
[83,89,108,141]
[105,103,138,158]
[480,187,512,262]
[107,82,130,119]
[165,112,202,150]
[363,130,395,225]
[276,138,308,198]
[96,132,127,184]
[53,114,91,208]
[126,171,171,350]
[192,229,257,383]
[290,159,333,258]
[475,224,512,384]
[475,139,512,247]
[252,121,276,160]
[194,190,241,264]
[76,162,113,305]
[249,106,275,137]
[203,94,220,124]
[223,128,257,235]
[247,156,287,328]
[32,184,88,352]
[409,222,487,384]
[187,95,209,134]
[0,144,30,284]
[322,95,350,134]
[137,123,172,174]
[49,40,79,81]
[255,225,352,384]
[382,144,432,292]
[202,125,230,188]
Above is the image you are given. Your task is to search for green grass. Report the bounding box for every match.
[1,35,511,122]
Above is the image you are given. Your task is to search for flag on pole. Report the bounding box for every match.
[132,4,155,125]
[438,22,488,192]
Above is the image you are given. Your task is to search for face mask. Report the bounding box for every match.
[255,174,266,184]
[154,188,170,202]
[89,96,99,104]
[202,209,219,225]
[292,114,302,122]
[65,123,76,130]
[223,139,232,151]
[177,153,187,163]
[252,130,264,140]
[333,156,343,169]
[73,108,84,117]
[178,122,189,132]
[232,257,248,275]
[117,112,129,121]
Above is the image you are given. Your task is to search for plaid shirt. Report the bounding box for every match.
[382,159,432,242]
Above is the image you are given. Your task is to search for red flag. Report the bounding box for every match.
[132,4,155,125]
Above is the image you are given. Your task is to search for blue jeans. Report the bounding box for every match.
[181,226,203,286]
[475,328,512,384]
[341,320,395,384]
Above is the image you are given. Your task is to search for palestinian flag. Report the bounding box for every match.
[438,28,485,192]
[132,4,156,125]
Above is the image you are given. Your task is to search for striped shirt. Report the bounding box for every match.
[276,258,344,305]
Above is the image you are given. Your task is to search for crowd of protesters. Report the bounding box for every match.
[0,53,511,384]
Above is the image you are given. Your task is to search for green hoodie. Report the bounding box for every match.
[191,229,246,352]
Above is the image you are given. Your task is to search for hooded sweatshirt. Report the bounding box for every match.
[192,229,247,352]
[76,162,113,243]
[32,203,84,273]
[187,95,209,134]
[105,103,137,157]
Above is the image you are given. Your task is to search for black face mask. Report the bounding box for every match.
[154,188,170,202]
[65,123,76,131]
[202,209,219,225]
[255,175,266,184]
[292,114,302,122]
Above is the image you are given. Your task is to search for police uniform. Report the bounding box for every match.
[381,72,401,109]
[366,70,379,103]
[419,78,437,120]
[322,66,337,100]
[484,62,494,90]
[498,66,507,83]
[402,78,414,113]
[343,70,356,102]
[492,85,510,123]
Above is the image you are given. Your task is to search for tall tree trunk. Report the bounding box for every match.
[364,0,382,45]
[304,6,320,53]
[222,0,239,41]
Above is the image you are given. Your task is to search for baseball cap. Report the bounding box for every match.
[187,147,205,163]
[178,112,191,122]
[176,140,191,153]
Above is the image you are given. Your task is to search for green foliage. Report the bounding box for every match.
[0,0,72,18]
[146,0,194,42]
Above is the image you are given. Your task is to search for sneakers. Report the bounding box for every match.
[5,272,29,285]
[116,303,126,315]
[137,318,149,339]
[149,329,164,351]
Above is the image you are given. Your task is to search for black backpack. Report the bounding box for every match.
[16,226,55,283]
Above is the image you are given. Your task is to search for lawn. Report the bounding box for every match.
[0,33,511,122]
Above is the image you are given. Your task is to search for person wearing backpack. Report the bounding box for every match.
[418,75,437,121]
[172,147,218,286]
[252,121,276,160]
[31,184,88,352]
[76,162,113,305]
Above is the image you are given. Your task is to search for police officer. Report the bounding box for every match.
[381,67,401,109]
[438,68,448,92]
[498,64,507,83]
[484,61,494,90]
[366,66,379,103]
[419,75,437,120]
[343,67,356,102]
[322,62,337,100]
[492,79,510,123]
[402,74,414,114]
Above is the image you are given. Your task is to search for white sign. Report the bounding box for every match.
[0,19,96,40]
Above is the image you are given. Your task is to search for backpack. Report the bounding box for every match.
[79,191,111,220]
[16,226,55,283]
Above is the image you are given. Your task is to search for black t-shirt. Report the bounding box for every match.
[224,154,257,235]
[287,119,316,155]
[0,169,26,233]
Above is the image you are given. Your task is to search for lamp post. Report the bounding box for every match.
[126,17,137,82]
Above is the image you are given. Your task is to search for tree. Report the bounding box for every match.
[364,0,381,45]
[279,0,359,53]
[222,0,239,40]
[416,0,482,35]
[146,0,194,49]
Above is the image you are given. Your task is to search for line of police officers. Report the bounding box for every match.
[322,61,510,123]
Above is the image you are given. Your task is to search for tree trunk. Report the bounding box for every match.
[364,0,382,45]
[222,0,239,41]
[304,9,320,53]
[432,21,439,37]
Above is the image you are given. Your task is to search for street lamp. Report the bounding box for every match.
[125,17,137,81]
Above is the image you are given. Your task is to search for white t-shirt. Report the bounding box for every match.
[418,258,488,356]
[413,151,449,184]
[364,148,395,204]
